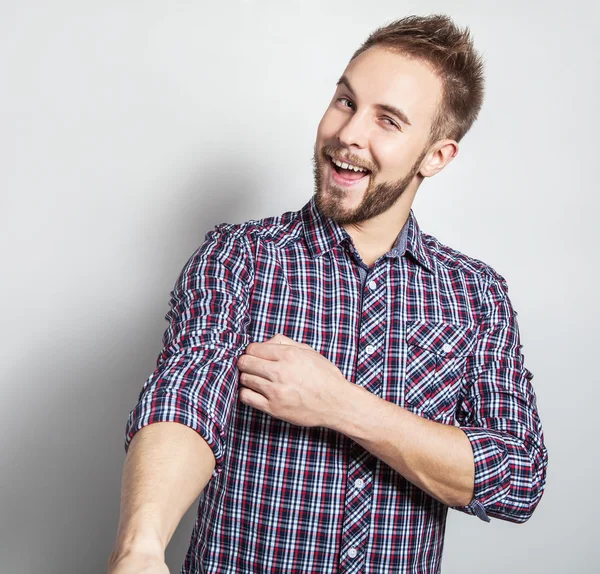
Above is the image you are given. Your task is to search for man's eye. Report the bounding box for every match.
[382,117,399,129]
[338,97,354,109]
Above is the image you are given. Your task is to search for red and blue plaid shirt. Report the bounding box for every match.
[125,196,548,574]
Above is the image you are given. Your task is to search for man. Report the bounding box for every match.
[108,14,548,574]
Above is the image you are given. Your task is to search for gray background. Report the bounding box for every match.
[2,0,598,572]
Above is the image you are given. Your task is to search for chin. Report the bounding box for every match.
[314,188,362,224]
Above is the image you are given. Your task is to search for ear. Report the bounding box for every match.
[419,139,459,178]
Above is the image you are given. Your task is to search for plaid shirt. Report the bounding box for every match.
[125,196,548,574]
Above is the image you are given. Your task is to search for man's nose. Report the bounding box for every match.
[335,111,369,149]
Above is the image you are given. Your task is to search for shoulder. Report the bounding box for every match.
[421,231,515,321]
[422,230,507,288]
[207,207,304,250]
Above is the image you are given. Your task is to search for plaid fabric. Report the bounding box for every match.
[125,196,548,574]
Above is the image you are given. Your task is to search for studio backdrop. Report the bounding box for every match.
[1,1,597,573]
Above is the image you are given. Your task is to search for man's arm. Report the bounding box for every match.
[451,272,548,523]
[331,271,548,522]
[108,423,215,570]
[331,388,475,507]
[109,224,254,571]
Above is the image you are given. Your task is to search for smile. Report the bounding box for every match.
[330,157,369,173]
[327,155,370,187]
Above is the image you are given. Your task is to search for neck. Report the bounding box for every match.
[342,194,414,267]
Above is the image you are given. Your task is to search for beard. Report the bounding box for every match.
[311,142,426,225]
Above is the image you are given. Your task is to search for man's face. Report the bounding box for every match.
[313,47,443,225]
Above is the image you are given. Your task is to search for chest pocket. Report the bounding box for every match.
[404,320,477,422]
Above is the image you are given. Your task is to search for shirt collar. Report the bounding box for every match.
[300,196,435,274]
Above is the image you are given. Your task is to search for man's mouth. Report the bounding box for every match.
[327,155,371,185]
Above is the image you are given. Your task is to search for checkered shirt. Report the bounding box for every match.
[125,196,548,574]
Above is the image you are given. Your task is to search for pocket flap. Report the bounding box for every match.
[406,320,476,357]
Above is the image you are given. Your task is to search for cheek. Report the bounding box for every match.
[372,141,419,179]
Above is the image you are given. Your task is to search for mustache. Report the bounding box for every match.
[319,144,376,173]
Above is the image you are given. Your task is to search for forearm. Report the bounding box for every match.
[111,421,216,556]
[331,383,474,507]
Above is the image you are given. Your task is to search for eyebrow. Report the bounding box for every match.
[336,74,412,127]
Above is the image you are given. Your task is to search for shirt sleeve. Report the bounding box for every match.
[124,224,254,478]
[451,272,548,523]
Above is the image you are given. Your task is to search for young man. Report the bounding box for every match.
[109,14,548,574]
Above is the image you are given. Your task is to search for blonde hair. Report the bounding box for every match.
[351,14,485,143]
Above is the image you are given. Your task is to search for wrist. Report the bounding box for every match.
[328,378,371,435]
[112,527,166,559]
[108,542,165,573]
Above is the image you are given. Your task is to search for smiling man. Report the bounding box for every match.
[109,14,548,574]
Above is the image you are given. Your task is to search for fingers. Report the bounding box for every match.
[239,386,271,413]
[271,333,301,346]
[270,333,313,350]
[237,354,274,381]
[239,371,269,395]
[245,334,313,358]
[244,342,282,360]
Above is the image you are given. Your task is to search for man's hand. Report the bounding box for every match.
[237,333,351,427]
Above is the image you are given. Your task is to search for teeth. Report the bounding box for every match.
[331,157,367,173]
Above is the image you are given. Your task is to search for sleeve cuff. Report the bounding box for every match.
[124,389,227,478]
[452,427,511,520]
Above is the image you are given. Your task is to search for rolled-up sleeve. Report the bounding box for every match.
[124,224,254,477]
[452,273,548,523]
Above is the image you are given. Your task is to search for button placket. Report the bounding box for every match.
[355,271,386,395]
[338,448,373,574]
[338,270,386,574]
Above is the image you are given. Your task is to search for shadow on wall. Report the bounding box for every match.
[1,162,261,574]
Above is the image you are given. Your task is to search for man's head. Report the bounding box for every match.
[313,14,485,225]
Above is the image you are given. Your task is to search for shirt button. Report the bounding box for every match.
[365,345,375,355]
[355,478,365,489]
[442,343,452,353]
[348,548,357,558]
[368,280,377,290]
